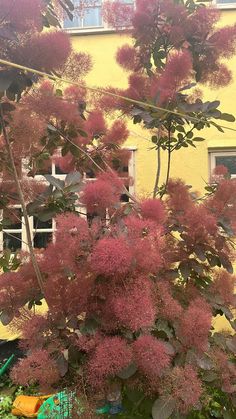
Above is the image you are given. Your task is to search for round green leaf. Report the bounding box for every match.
[152,398,176,419]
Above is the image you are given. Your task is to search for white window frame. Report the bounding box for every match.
[209,150,236,179]
[0,148,136,252]
[63,0,135,34]
[0,205,26,252]
[213,0,236,9]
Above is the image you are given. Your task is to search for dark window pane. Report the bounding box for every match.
[34,232,52,249]
[86,170,96,178]
[3,232,22,252]
[55,165,69,175]
[87,211,106,225]
[33,217,52,229]
[3,208,22,229]
[215,156,236,175]
[120,193,129,203]
[35,165,52,175]
[120,185,130,203]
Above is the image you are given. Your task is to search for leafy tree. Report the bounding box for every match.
[0,1,236,418]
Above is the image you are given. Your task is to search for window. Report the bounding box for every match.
[214,0,236,8]
[1,207,23,253]
[64,0,103,30]
[0,159,69,253]
[0,149,136,252]
[209,150,236,179]
[63,0,134,32]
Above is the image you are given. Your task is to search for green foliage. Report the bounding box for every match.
[26,172,83,222]
[133,97,235,156]
[0,250,21,273]
[0,396,15,419]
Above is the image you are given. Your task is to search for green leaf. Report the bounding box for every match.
[219,113,235,123]
[80,318,99,335]
[155,319,173,339]
[202,371,218,382]
[64,0,75,11]
[0,310,14,326]
[65,172,82,186]
[64,183,83,193]
[55,89,63,96]
[196,353,214,370]
[152,398,176,419]
[58,0,74,19]
[230,319,236,331]
[194,245,206,262]
[223,411,236,419]
[124,205,132,215]
[44,175,65,190]
[47,123,57,132]
[179,261,191,279]
[226,338,236,353]
[117,363,137,379]
[178,82,196,92]
[56,353,68,377]
[175,125,185,133]
[37,209,56,222]
[186,131,193,139]
[78,128,88,138]
[28,300,34,310]
[207,100,220,110]
[217,305,234,321]
[45,10,61,27]
[210,121,224,133]
[220,256,233,274]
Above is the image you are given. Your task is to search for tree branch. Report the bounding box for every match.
[153,146,161,198]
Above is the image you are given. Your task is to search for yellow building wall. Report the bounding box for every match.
[1,8,236,341]
[71,9,236,196]
[69,9,236,334]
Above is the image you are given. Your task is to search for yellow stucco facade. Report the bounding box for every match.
[70,8,236,196]
[69,7,236,334]
[1,5,236,341]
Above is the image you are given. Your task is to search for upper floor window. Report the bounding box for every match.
[64,0,103,30]
[63,0,134,31]
[215,0,236,8]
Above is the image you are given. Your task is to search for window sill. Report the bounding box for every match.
[216,4,236,9]
[198,1,236,9]
[64,27,116,35]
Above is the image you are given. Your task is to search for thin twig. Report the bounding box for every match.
[165,134,172,188]
[153,147,161,198]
